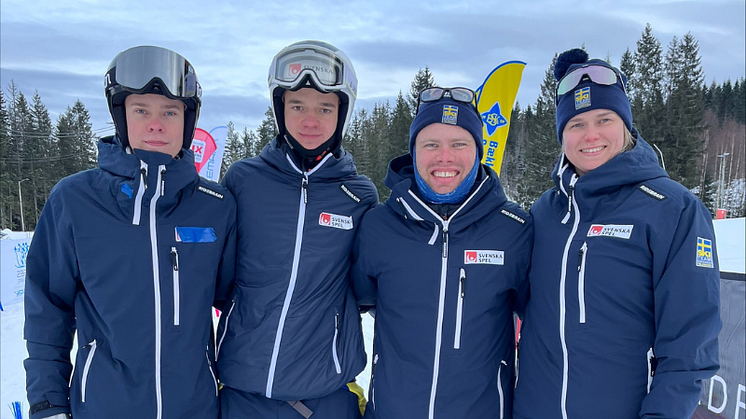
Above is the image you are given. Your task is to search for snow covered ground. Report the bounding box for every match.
[2,218,742,418]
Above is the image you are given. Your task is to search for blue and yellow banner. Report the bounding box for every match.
[475,61,526,175]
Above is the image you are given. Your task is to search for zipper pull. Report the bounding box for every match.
[171,247,179,271]
[578,242,587,271]
[395,198,409,220]
[160,168,167,196]
[302,177,308,204]
[140,167,148,189]
[562,174,579,225]
[459,268,466,298]
[442,228,449,258]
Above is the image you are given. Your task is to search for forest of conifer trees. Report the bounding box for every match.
[2,24,744,231]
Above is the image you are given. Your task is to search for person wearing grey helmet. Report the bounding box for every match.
[216,40,377,419]
[23,45,237,419]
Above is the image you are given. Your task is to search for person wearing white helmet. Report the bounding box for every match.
[23,45,237,419]
[216,41,378,418]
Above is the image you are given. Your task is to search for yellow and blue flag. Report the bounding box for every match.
[475,61,526,175]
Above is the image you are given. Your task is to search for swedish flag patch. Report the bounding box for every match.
[442,104,458,125]
[575,86,591,110]
[696,237,714,268]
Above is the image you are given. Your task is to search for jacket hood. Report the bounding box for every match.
[98,135,199,199]
[258,136,360,182]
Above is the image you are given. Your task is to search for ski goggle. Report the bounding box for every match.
[105,46,201,101]
[416,87,477,114]
[555,64,626,104]
[270,46,349,91]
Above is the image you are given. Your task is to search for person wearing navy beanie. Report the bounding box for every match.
[409,94,485,204]
[513,48,721,419]
[350,87,533,418]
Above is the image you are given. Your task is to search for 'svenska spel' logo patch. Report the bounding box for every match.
[319,212,353,230]
[587,224,633,239]
[464,250,504,265]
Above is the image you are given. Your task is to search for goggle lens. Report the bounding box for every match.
[417,87,477,114]
[556,65,622,98]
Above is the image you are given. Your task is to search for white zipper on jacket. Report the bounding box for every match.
[216,300,236,361]
[646,347,655,393]
[497,359,507,419]
[407,177,488,419]
[206,347,219,397]
[454,268,466,349]
[132,161,148,225]
[332,313,342,374]
[578,242,588,324]
[558,173,579,419]
[171,247,180,326]
[81,339,97,403]
[266,153,333,399]
[149,165,166,419]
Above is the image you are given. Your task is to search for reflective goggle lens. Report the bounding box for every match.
[417,87,477,114]
[108,46,199,99]
[273,49,343,87]
[556,65,620,97]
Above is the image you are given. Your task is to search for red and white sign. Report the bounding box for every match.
[191,128,217,174]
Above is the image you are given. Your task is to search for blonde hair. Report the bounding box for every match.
[622,126,635,151]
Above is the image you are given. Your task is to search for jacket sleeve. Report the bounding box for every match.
[23,193,78,418]
[350,217,377,310]
[213,197,237,311]
[640,197,721,419]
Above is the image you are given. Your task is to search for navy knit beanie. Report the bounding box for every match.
[409,97,484,160]
[554,48,632,144]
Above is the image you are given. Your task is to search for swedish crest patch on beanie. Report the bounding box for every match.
[554,48,633,144]
[409,97,484,160]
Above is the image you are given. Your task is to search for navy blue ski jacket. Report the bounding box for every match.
[351,154,532,419]
[216,138,378,401]
[513,136,721,419]
[24,136,237,419]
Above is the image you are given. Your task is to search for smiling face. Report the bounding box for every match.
[125,93,185,157]
[562,108,626,176]
[283,88,340,150]
[414,123,477,194]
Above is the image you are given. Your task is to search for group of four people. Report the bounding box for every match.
[23,41,721,419]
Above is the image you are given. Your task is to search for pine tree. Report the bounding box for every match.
[619,48,636,101]
[366,102,391,201]
[408,67,436,116]
[500,102,527,203]
[632,24,667,151]
[343,109,371,177]
[387,91,413,162]
[7,87,33,230]
[55,100,96,179]
[255,107,277,155]
[25,91,54,228]
[518,56,561,207]
[240,127,257,159]
[0,91,11,229]
[663,32,705,188]
[221,121,240,176]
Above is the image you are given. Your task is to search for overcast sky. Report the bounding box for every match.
[1,0,744,138]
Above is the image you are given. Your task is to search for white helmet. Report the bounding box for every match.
[268,40,358,151]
